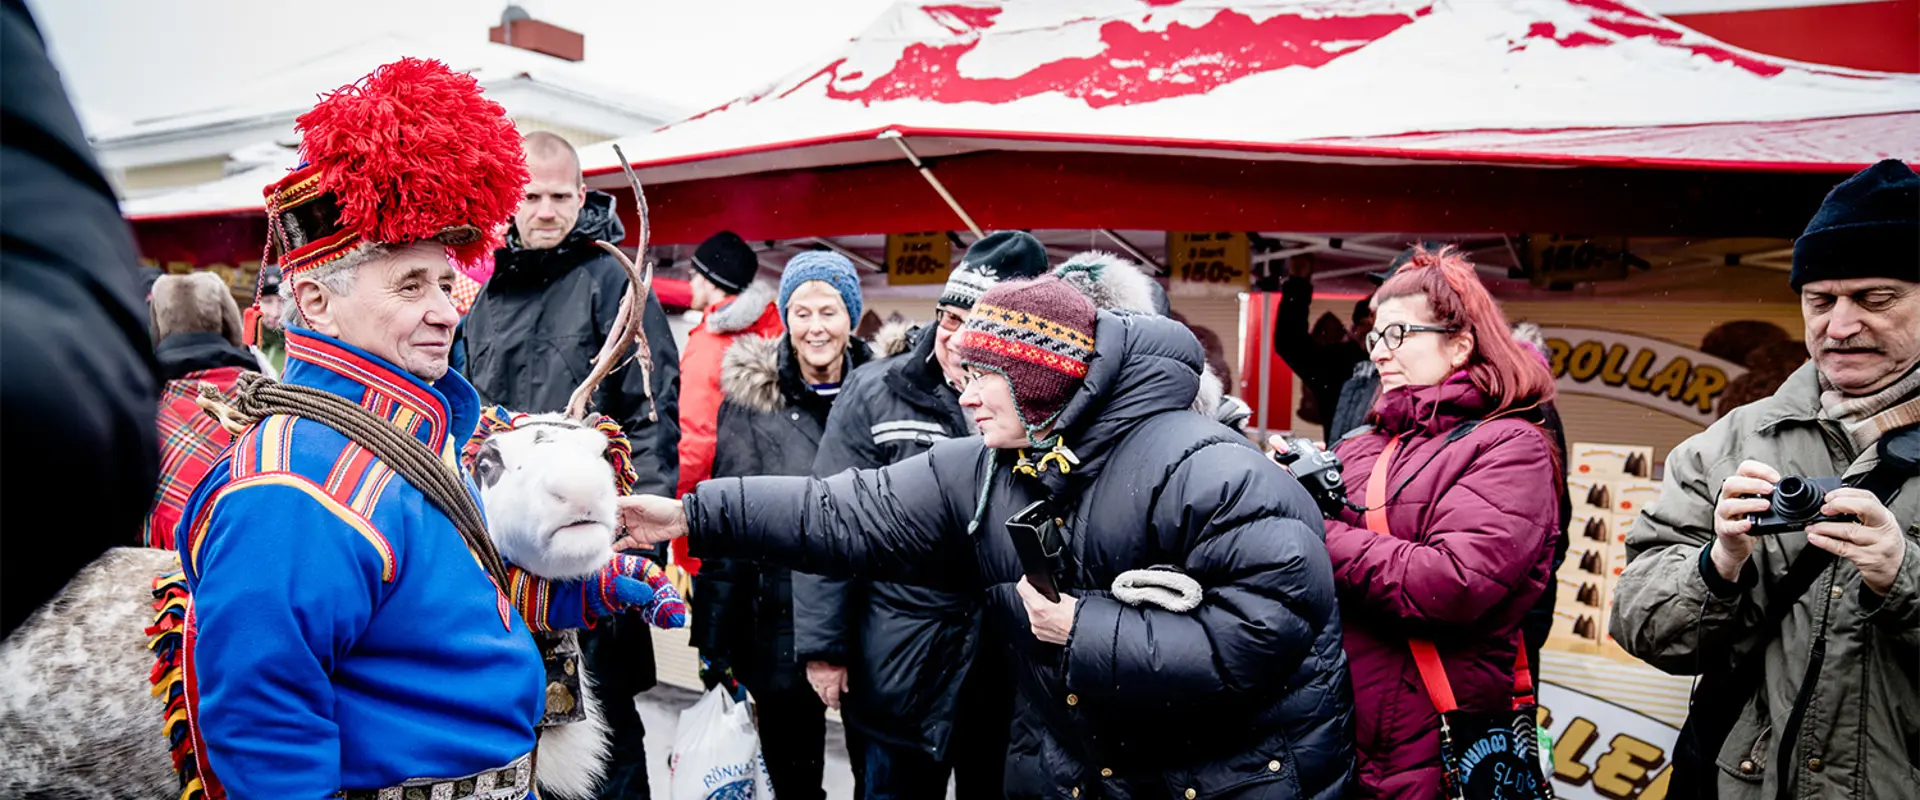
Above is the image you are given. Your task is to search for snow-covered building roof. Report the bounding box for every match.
[108,33,682,210]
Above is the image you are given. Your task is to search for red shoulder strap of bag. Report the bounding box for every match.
[1362,435,1532,715]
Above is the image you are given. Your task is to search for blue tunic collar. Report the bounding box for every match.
[280,327,481,453]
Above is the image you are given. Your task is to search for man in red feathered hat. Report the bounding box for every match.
[172,58,666,799]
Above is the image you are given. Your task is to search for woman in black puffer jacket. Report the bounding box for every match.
[649,272,1354,800]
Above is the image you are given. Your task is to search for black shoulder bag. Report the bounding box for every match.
[1667,546,1832,800]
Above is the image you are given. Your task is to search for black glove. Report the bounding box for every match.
[698,652,736,693]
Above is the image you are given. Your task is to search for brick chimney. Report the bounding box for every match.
[489,8,584,62]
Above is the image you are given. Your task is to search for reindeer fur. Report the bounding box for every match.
[0,547,181,798]
[525,632,607,800]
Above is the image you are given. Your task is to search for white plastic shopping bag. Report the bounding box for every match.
[669,687,775,800]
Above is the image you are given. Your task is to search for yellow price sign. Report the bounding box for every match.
[1167,231,1249,295]
[885,232,953,286]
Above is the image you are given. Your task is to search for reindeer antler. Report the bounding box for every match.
[565,144,657,422]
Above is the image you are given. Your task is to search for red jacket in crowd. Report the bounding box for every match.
[1326,374,1560,799]
[673,282,782,573]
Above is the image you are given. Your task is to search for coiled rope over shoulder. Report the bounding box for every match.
[196,372,511,592]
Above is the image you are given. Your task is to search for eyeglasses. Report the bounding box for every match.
[1365,322,1459,352]
[935,308,967,332]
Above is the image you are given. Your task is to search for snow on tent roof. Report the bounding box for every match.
[578,0,1920,184]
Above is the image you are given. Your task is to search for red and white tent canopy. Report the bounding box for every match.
[565,0,1915,243]
[128,0,1917,256]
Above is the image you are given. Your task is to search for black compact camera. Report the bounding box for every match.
[1270,436,1361,518]
[1747,427,1918,536]
[1747,476,1852,536]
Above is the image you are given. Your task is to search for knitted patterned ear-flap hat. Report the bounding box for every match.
[954,276,1098,439]
[261,58,528,279]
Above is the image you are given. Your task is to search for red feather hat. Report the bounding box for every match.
[262,58,528,278]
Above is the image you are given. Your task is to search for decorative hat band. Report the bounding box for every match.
[259,58,530,280]
[263,164,485,279]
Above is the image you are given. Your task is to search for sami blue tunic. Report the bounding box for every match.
[177,328,593,797]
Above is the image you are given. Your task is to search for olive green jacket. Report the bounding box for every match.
[1612,362,1920,800]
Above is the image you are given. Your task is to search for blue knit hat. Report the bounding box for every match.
[779,251,863,323]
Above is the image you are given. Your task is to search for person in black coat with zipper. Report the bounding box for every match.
[458,133,680,800]
[795,232,1049,800]
[627,269,1355,800]
[693,251,871,800]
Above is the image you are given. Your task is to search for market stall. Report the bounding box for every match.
[120,4,1919,789]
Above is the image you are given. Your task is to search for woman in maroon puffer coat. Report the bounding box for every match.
[1324,246,1562,798]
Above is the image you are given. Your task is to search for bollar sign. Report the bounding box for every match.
[1541,328,1747,427]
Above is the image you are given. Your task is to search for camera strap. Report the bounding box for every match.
[1353,419,1482,514]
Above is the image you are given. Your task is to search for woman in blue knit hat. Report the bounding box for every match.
[692,250,871,800]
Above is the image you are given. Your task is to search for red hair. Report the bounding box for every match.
[1374,245,1556,417]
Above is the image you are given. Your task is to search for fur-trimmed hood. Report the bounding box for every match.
[1056,251,1160,314]
[720,333,873,415]
[705,281,778,335]
[720,334,786,415]
[873,320,916,358]
[1053,252,1245,430]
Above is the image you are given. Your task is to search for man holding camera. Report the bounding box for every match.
[1612,159,1919,800]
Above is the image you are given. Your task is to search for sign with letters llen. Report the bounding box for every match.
[1167,231,1249,296]
[884,232,952,285]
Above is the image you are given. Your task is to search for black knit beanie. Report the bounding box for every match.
[691,230,760,294]
[1791,159,1919,290]
[940,231,1050,310]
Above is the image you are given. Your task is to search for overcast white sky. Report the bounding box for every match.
[25,0,897,135]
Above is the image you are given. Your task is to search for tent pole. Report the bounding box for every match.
[1097,229,1165,275]
[886,135,985,238]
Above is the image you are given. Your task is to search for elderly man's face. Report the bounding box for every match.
[1801,278,1920,395]
[299,242,461,382]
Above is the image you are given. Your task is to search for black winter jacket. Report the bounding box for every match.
[460,191,681,497]
[688,310,1355,800]
[795,324,997,760]
[1,0,161,638]
[1329,363,1379,445]
[692,333,872,694]
[154,332,259,382]
[1273,276,1368,442]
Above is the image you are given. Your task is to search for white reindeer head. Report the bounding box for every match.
[469,414,625,580]
[465,146,657,584]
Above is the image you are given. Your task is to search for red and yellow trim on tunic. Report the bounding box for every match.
[288,333,447,447]
[505,566,577,634]
[145,565,209,800]
[185,473,397,584]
